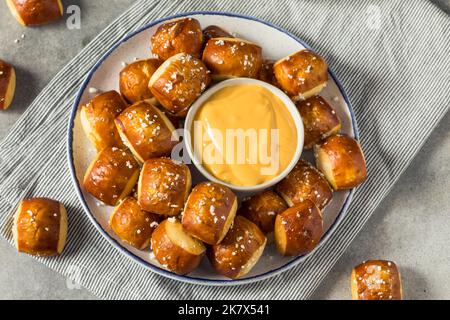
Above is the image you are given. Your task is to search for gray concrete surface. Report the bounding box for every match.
[0,0,448,300]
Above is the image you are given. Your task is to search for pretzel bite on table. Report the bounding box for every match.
[6,0,63,26]
[0,60,16,110]
[13,198,68,256]
[151,218,206,275]
[138,158,191,216]
[314,134,367,190]
[202,25,233,44]
[208,216,267,279]
[80,90,127,151]
[151,17,203,61]
[119,59,161,104]
[83,147,140,206]
[351,260,402,300]
[274,49,328,101]
[202,38,263,79]
[296,95,341,149]
[115,101,178,162]
[182,182,237,245]
[276,159,333,210]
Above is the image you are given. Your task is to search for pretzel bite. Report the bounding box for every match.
[80,91,127,151]
[115,101,178,162]
[202,38,263,79]
[274,49,328,100]
[119,59,161,104]
[138,158,191,216]
[296,96,341,149]
[13,198,68,256]
[202,25,233,44]
[208,216,266,279]
[6,0,63,26]
[314,134,367,190]
[258,60,279,87]
[83,147,140,206]
[151,17,203,61]
[276,159,333,210]
[238,190,287,236]
[151,218,206,275]
[149,53,211,117]
[351,260,402,300]
[182,182,237,245]
[0,60,16,110]
[274,200,323,256]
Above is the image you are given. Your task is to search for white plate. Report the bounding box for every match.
[68,12,358,286]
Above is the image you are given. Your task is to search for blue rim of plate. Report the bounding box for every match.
[67,11,359,286]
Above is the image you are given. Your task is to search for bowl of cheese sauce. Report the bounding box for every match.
[185,78,304,193]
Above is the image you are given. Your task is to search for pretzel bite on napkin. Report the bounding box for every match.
[115,101,178,163]
[138,158,191,216]
[296,96,341,149]
[182,182,237,245]
[151,17,203,61]
[276,159,333,210]
[151,218,206,275]
[274,49,328,100]
[275,200,323,256]
[13,198,68,256]
[352,260,402,300]
[80,90,127,151]
[83,147,140,206]
[202,25,233,44]
[208,216,266,279]
[0,60,16,110]
[6,0,63,26]
[314,134,367,190]
[202,38,263,79]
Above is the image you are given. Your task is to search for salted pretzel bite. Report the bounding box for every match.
[13,198,68,256]
[151,17,203,61]
[208,216,266,279]
[138,158,191,216]
[351,260,402,300]
[151,218,206,275]
[202,38,263,79]
[296,96,341,149]
[115,101,178,163]
[202,25,233,44]
[83,147,140,206]
[314,134,367,190]
[276,159,333,210]
[274,49,328,100]
[80,90,127,151]
[6,0,63,26]
[149,53,210,117]
[258,60,279,87]
[119,59,161,104]
[0,60,16,110]
[182,182,237,245]
[275,200,323,256]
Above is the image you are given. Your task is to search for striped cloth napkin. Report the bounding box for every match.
[0,0,448,300]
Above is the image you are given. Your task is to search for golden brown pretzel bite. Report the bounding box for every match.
[83,147,140,206]
[296,95,341,149]
[138,158,191,216]
[80,90,127,151]
[182,182,237,245]
[6,0,63,26]
[202,38,263,79]
[149,53,211,117]
[151,218,206,275]
[274,49,328,100]
[151,17,203,61]
[314,134,367,190]
[276,159,333,210]
[115,101,178,163]
[208,216,266,279]
[0,60,16,110]
[351,260,402,300]
[202,25,233,44]
[13,198,68,256]
[274,200,323,256]
[119,59,161,104]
